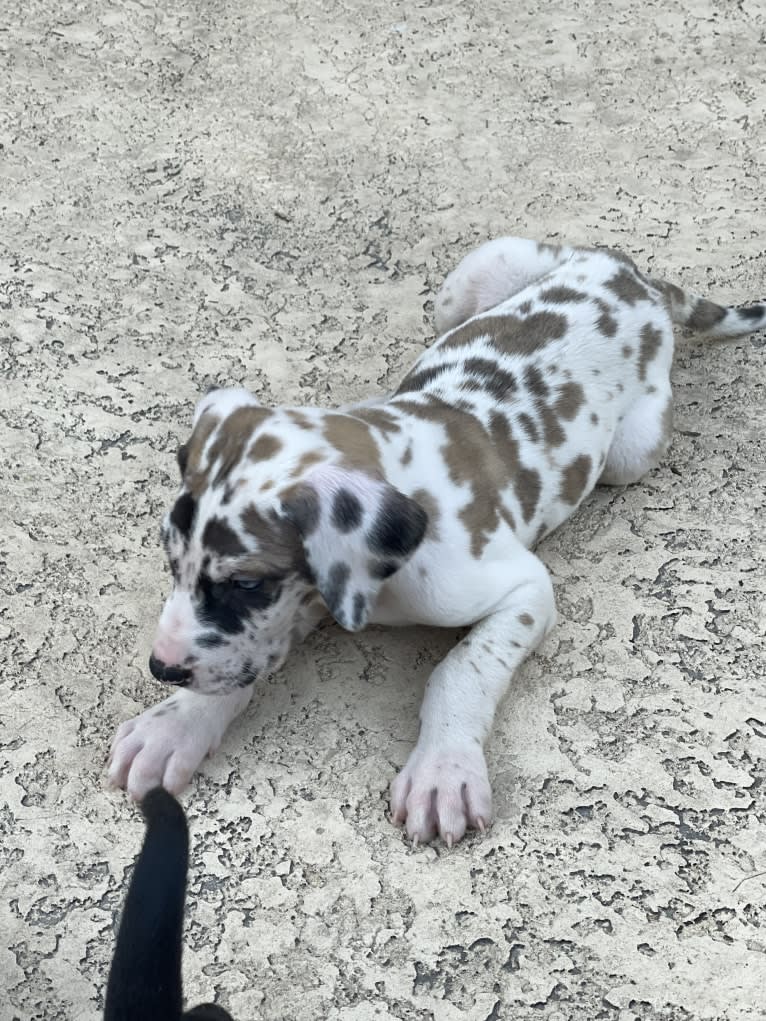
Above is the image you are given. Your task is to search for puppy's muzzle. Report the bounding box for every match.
[148,654,192,686]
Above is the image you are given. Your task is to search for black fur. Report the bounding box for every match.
[331,488,363,532]
[366,493,428,558]
[170,493,197,538]
[322,561,350,617]
[739,303,765,320]
[198,575,282,635]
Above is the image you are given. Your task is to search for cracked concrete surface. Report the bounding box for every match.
[2,1,765,1018]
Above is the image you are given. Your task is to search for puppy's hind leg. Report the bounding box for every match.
[600,386,674,486]
[434,237,574,334]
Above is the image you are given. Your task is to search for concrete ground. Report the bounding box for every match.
[2,1,765,1018]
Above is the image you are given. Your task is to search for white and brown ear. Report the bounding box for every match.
[280,465,428,631]
[192,386,261,427]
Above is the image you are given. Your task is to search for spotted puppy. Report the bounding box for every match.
[108,237,765,846]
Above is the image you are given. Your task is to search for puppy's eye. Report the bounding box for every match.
[230,577,263,591]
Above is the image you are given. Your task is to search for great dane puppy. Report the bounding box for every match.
[108,237,765,846]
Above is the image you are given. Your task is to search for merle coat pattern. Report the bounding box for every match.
[108,237,765,845]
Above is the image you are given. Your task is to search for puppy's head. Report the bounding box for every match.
[151,388,427,695]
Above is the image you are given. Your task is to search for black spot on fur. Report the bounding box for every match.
[201,518,247,556]
[738,304,764,320]
[369,559,399,580]
[332,489,363,532]
[176,444,189,476]
[352,592,366,629]
[197,575,282,635]
[197,631,226,649]
[281,485,321,537]
[367,492,428,558]
[323,562,351,617]
[170,493,196,537]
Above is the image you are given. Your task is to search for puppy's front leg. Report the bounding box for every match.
[108,686,254,800]
[391,550,556,846]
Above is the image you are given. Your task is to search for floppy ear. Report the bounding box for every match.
[280,465,428,631]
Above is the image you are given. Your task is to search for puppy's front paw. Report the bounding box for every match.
[107,695,221,800]
[390,742,492,847]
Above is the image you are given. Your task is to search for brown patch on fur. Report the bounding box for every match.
[540,286,588,304]
[518,612,534,626]
[638,323,663,381]
[538,406,565,448]
[287,410,315,430]
[392,398,545,556]
[490,413,541,526]
[186,409,273,496]
[439,311,568,355]
[354,407,403,436]
[464,357,517,400]
[249,433,282,461]
[605,269,651,306]
[593,298,618,338]
[518,412,539,443]
[181,413,220,496]
[590,412,599,425]
[400,444,413,467]
[518,300,532,315]
[411,487,441,541]
[278,482,321,538]
[553,381,585,421]
[687,298,727,332]
[323,413,382,474]
[290,449,325,480]
[622,345,633,358]
[650,277,685,316]
[521,364,578,447]
[211,408,272,488]
[240,504,305,574]
[560,455,593,505]
[524,364,549,399]
[395,362,457,395]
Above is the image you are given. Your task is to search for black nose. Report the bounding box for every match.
[149,654,192,686]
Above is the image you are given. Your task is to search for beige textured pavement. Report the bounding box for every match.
[2,1,765,1019]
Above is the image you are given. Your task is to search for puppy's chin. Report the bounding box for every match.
[183,668,264,696]
[185,678,256,696]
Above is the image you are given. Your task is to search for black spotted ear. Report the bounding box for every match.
[177,443,189,477]
[280,466,427,631]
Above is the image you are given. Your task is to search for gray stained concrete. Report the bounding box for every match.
[2,1,765,1018]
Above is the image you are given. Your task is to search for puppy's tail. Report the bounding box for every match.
[104,788,188,1021]
[651,278,766,339]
